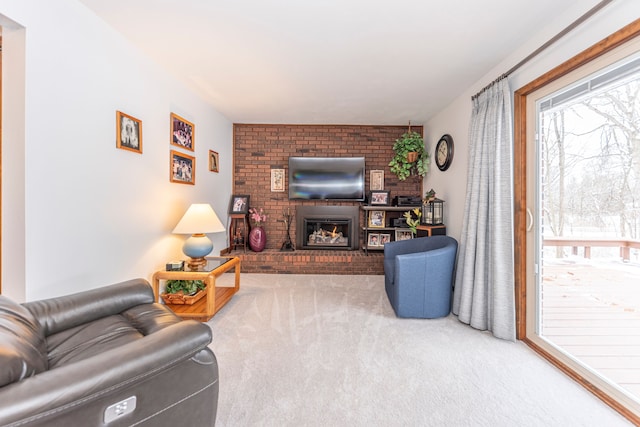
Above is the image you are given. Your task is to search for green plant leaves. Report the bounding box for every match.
[165,279,205,295]
[388,131,430,180]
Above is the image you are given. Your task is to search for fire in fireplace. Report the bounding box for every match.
[305,220,350,247]
[296,206,359,250]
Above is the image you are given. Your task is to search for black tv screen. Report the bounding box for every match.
[289,157,365,201]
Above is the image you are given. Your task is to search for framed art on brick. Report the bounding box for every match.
[271,169,285,192]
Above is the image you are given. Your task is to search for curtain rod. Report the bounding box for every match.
[472,0,615,100]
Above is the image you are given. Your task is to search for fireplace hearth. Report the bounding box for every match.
[297,206,359,250]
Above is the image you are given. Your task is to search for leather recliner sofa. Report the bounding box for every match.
[0,278,218,426]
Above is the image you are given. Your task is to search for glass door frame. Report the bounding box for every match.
[513,20,640,424]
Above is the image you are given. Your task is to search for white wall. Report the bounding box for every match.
[424,0,640,242]
[1,0,233,301]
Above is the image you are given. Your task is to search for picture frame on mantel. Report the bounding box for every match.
[229,195,250,215]
[369,190,390,206]
[368,210,385,228]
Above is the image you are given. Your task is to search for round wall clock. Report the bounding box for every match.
[435,134,454,171]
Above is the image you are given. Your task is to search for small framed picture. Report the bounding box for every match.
[170,150,195,185]
[369,190,390,206]
[116,111,142,154]
[380,233,391,245]
[370,170,384,190]
[368,233,380,247]
[229,195,250,215]
[170,113,195,151]
[368,210,385,228]
[395,229,413,241]
[209,150,219,173]
[271,169,285,192]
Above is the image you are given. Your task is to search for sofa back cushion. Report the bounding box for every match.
[0,296,48,387]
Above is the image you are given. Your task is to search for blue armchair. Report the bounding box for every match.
[384,235,458,318]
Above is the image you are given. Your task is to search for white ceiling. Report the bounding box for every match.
[79,0,587,125]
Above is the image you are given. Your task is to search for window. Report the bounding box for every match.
[514,22,640,424]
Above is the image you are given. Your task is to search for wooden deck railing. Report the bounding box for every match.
[543,237,640,261]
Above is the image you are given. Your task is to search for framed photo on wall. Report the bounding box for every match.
[229,195,250,215]
[370,170,384,190]
[209,150,219,173]
[271,169,285,192]
[116,111,142,154]
[170,113,195,151]
[170,150,195,185]
[369,190,390,206]
[368,210,385,228]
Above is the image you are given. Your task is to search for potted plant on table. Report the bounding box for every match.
[388,130,429,181]
[161,279,206,305]
[403,207,422,236]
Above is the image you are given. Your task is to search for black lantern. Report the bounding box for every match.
[421,198,444,225]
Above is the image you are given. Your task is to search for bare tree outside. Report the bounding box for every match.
[537,59,640,401]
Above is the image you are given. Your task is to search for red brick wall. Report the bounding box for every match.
[232,124,423,252]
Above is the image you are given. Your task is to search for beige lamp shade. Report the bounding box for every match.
[173,204,225,268]
[173,203,225,234]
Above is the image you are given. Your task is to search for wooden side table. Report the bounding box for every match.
[416,224,447,237]
[228,214,248,252]
[152,256,240,322]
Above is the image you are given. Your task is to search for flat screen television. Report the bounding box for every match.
[288,157,365,201]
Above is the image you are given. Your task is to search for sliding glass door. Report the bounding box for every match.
[524,37,640,415]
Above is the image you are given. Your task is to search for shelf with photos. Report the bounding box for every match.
[361,191,446,254]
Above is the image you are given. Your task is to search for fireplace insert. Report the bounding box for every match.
[296,206,359,250]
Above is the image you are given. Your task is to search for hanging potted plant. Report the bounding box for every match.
[388,130,429,181]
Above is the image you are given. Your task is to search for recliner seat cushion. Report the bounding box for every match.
[46,303,181,369]
[0,296,47,387]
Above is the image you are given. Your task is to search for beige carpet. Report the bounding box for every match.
[207,274,630,426]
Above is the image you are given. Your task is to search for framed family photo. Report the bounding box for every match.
[170,113,195,151]
[170,150,195,185]
[395,229,413,241]
[229,195,250,215]
[369,190,390,206]
[367,233,380,247]
[368,210,385,228]
[209,150,219,173]
[116,111,142,154]
[380,233,391,245]
[271,169,285,192]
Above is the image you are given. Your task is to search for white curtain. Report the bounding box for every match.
[452,78,515,341]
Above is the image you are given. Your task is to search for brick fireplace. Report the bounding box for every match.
[229,124,423,274]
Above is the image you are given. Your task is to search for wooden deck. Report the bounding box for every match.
[541,258,640,400]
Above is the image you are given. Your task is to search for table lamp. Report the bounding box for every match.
[173,203,225,268]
